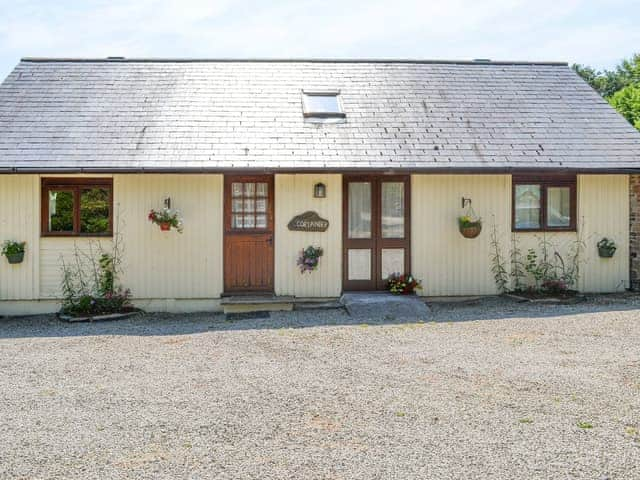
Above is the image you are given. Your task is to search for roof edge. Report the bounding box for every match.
[19,57,569,66]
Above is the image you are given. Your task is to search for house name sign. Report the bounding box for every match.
[287,211,330,232]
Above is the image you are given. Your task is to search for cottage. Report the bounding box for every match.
[1,58,640,315]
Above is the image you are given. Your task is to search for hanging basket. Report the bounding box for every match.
[459,221,482,239]
[6,252,25,264]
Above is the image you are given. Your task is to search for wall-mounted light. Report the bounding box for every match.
[313,182,327,198]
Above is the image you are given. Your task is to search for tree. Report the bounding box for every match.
[572,53,640,131]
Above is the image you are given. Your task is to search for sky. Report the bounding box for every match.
[0,0,639,80]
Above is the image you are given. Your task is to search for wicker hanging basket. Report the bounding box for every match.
[459,221,482,239]
[458,200,482,239]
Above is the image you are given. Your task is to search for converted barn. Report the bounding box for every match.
[1,58,640,314]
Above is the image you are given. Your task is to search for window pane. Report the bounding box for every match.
[547,187,571,227]
[515,185,541,229]
[232,198,243,213]
[244,183,255,196]
[348,182,371,239]
[80,188,110,234]
[348,249,371,280]
[232,214,243,229]
[381,182,404,238]
[256,183,268,197]
[304,94,341,114]
[381,248,405,280]
[231,183,243,197]
[48,190,74,232]
[243,215,255,228]
[256,198,267,212]
[255,214,267,229]
[244,199,255,212]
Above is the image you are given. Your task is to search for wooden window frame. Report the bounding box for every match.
[41,178,113,237]
[512,174,576,232]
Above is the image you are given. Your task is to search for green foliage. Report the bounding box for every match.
[60,211,132,316]
[510,234,526,292]
[572,53,640,131]
[489,219,508,293]
[609,84,640,129]
[2,240,26,256]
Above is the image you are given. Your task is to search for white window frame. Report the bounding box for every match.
[302,90,345,119]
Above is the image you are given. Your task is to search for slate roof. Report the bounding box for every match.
[1,58,639,172]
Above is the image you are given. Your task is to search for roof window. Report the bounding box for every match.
[302,91,345,121]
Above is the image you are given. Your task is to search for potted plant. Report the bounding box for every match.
[148,208,184,233]
[386,273,422,295]
[597,238,617,258]
[297,246,323,273]
[2,240,26,264]
[458,215,482,239]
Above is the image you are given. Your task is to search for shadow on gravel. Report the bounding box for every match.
[1,294,639,339]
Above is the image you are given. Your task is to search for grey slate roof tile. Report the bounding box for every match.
[0,59,639,171]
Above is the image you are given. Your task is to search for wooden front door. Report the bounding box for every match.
[224,175,274,293]
[343,175,411,291]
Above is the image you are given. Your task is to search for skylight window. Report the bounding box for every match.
[302,91,345,119]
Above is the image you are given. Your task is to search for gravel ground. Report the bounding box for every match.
[1,295,639,479]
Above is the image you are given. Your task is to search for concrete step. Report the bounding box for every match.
[340,292,431,320]
[221,295,294,314]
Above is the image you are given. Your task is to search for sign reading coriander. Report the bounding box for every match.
[288,211,329,232]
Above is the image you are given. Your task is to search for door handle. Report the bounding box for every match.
[266,236,273,245]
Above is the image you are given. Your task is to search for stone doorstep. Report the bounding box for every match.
[221,295,294,314]
[340,292,431,320]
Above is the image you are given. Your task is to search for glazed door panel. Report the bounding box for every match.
[343,176,410,291]
[224,176,274,293]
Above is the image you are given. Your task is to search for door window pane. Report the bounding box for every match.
[255,214,267,228]
[48,190,74,232]
[244,183,255,196]
[381,248,405,280]
[256,183,268,197]
[348,249,371,280]
[244,199,255,212]
[232,214,243,228]
[348,182,371,239]
[232,183,243,197]
[547,187,571,227]
[256,198,267,212]
[381,182,404,238]
[243,215,255,228]
[514,185,541,229]
[232,199,243,212]
[80,188,110,234]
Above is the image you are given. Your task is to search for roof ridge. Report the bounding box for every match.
[19,57,569,66]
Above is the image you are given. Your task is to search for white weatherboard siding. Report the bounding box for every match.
[411,174,630,296]
[0,175,40,300]
[411,175,512,296]
[0,173,632,315]
[274,174,342,298]
[115,174,224,301]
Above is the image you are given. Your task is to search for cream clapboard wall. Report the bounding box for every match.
[114,174,223,301]
[0,175,40,300]
[411,174,629,296]
[411,175,512,296]
[0,173,631,312]
[274,174,342,298]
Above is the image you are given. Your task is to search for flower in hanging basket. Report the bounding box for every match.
[2,240,26,264]
[596,237,617,258]
[386,272,422,295]
[297,246,323,273]
[458,215,482,238]
[148,208,184,233]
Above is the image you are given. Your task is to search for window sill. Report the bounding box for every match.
[512,228,576,233]
[41,233,113,238]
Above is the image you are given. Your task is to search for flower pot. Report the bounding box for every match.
[159,222,171,231]
[6,252,24,264]
[459,222,482,239]
[598,247,616,258]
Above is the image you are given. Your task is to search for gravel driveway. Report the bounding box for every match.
[1,295,639,479]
